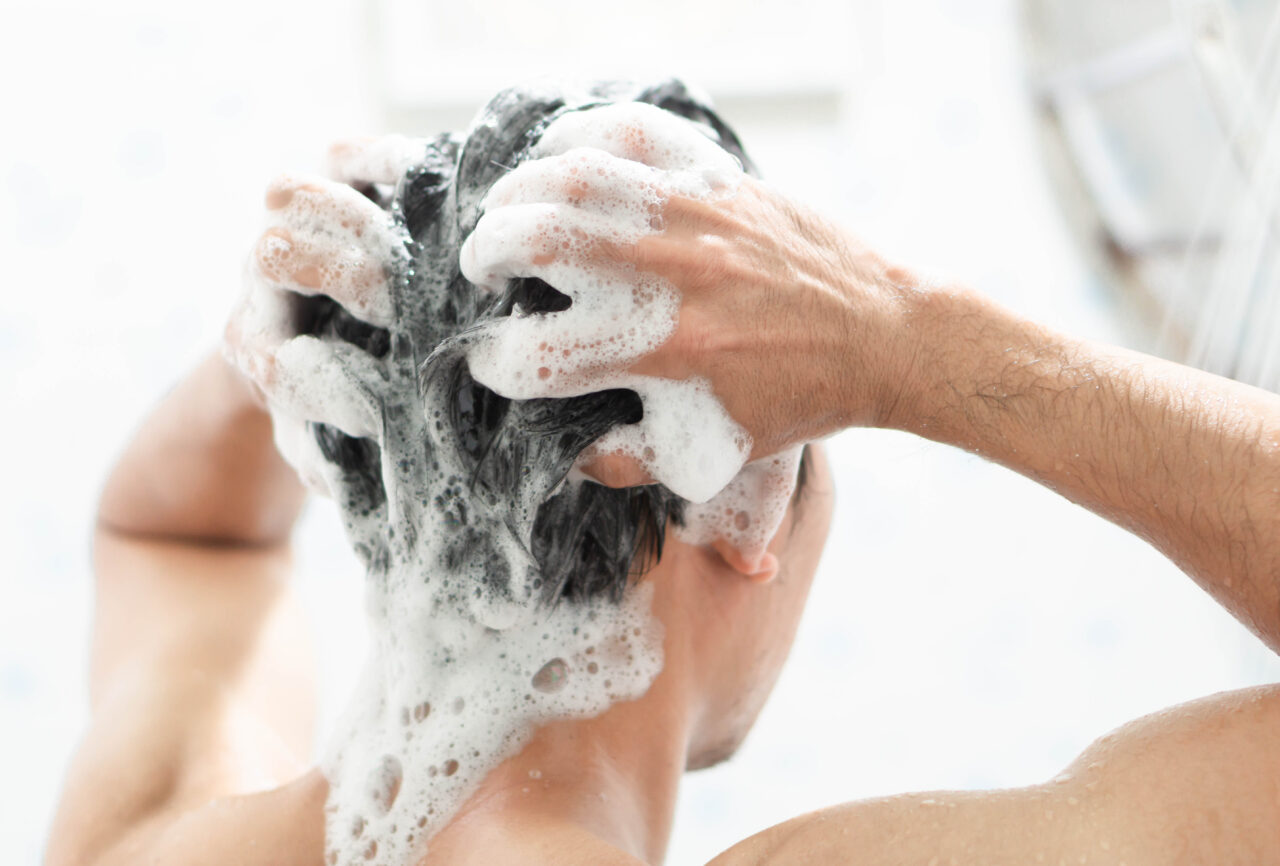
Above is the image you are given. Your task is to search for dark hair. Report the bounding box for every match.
[300,80,776,605]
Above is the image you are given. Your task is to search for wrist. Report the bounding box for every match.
[868,282,1001,436]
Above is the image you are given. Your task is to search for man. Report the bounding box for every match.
[46,82,834,866]
[48,88,1279,865]
[42,343,833,866]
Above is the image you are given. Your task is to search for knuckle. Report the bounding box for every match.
[679,234,732,290]
[671,306,715,362]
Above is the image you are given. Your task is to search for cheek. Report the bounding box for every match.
[736,578,805,689]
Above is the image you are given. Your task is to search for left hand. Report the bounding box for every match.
[223,138,426,493]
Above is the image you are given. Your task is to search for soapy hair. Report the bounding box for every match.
[302,80,790,604]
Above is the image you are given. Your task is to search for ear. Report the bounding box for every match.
[710,539,780,584]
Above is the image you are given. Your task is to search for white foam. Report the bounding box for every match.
[676,447,804,567]
[230,131,673,865]
[227,177,396,497]
[231,94,802,866]
[256,173,406,326]
[322,581,663,866]
[586,376,753,504]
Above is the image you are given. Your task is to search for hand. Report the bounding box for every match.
[223,138,425,495]
[457,105,923,489]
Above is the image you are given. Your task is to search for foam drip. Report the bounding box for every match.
[324,581,661,866]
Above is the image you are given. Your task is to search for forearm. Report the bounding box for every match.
[97,353,305,545]
[888,287,1280,651]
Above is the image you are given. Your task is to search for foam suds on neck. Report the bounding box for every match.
[323,579,662,866]
[238,81,801,866]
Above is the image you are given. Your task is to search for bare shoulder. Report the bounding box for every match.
[708,685,1280,866]
[1070,684,1280,863]
[45,531,317,866]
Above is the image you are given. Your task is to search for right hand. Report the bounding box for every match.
[458,108,925,488]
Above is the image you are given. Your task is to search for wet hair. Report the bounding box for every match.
[301,80,797,605]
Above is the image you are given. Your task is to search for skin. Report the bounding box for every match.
[45,353,833,866]
[574,177,1280,659]
[48,123,1280,864]
[550,176,1280,864]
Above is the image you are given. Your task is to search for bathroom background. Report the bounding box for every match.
[3,0,1278,863]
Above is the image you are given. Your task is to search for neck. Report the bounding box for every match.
[421,614,697,865]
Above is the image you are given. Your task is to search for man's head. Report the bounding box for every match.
[301,79,832,766]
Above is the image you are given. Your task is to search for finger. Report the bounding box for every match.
[482,148,663,218]
[265,173,405,250]
[459,203,570,292]
[461,262,679,402]
[585,377,752,504]
[271,413,337,498]
[533,102,741,178]
[251,226,392,326]
[265,335,382,439]
[262,174,405,324]
[461,198,662,295]
[574,452,656,488]
[461,308,618,401]
[265,173,402,246]
[325,135,430,185]
[225,259,298,395]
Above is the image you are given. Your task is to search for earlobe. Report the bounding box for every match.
[711,540,780,584]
